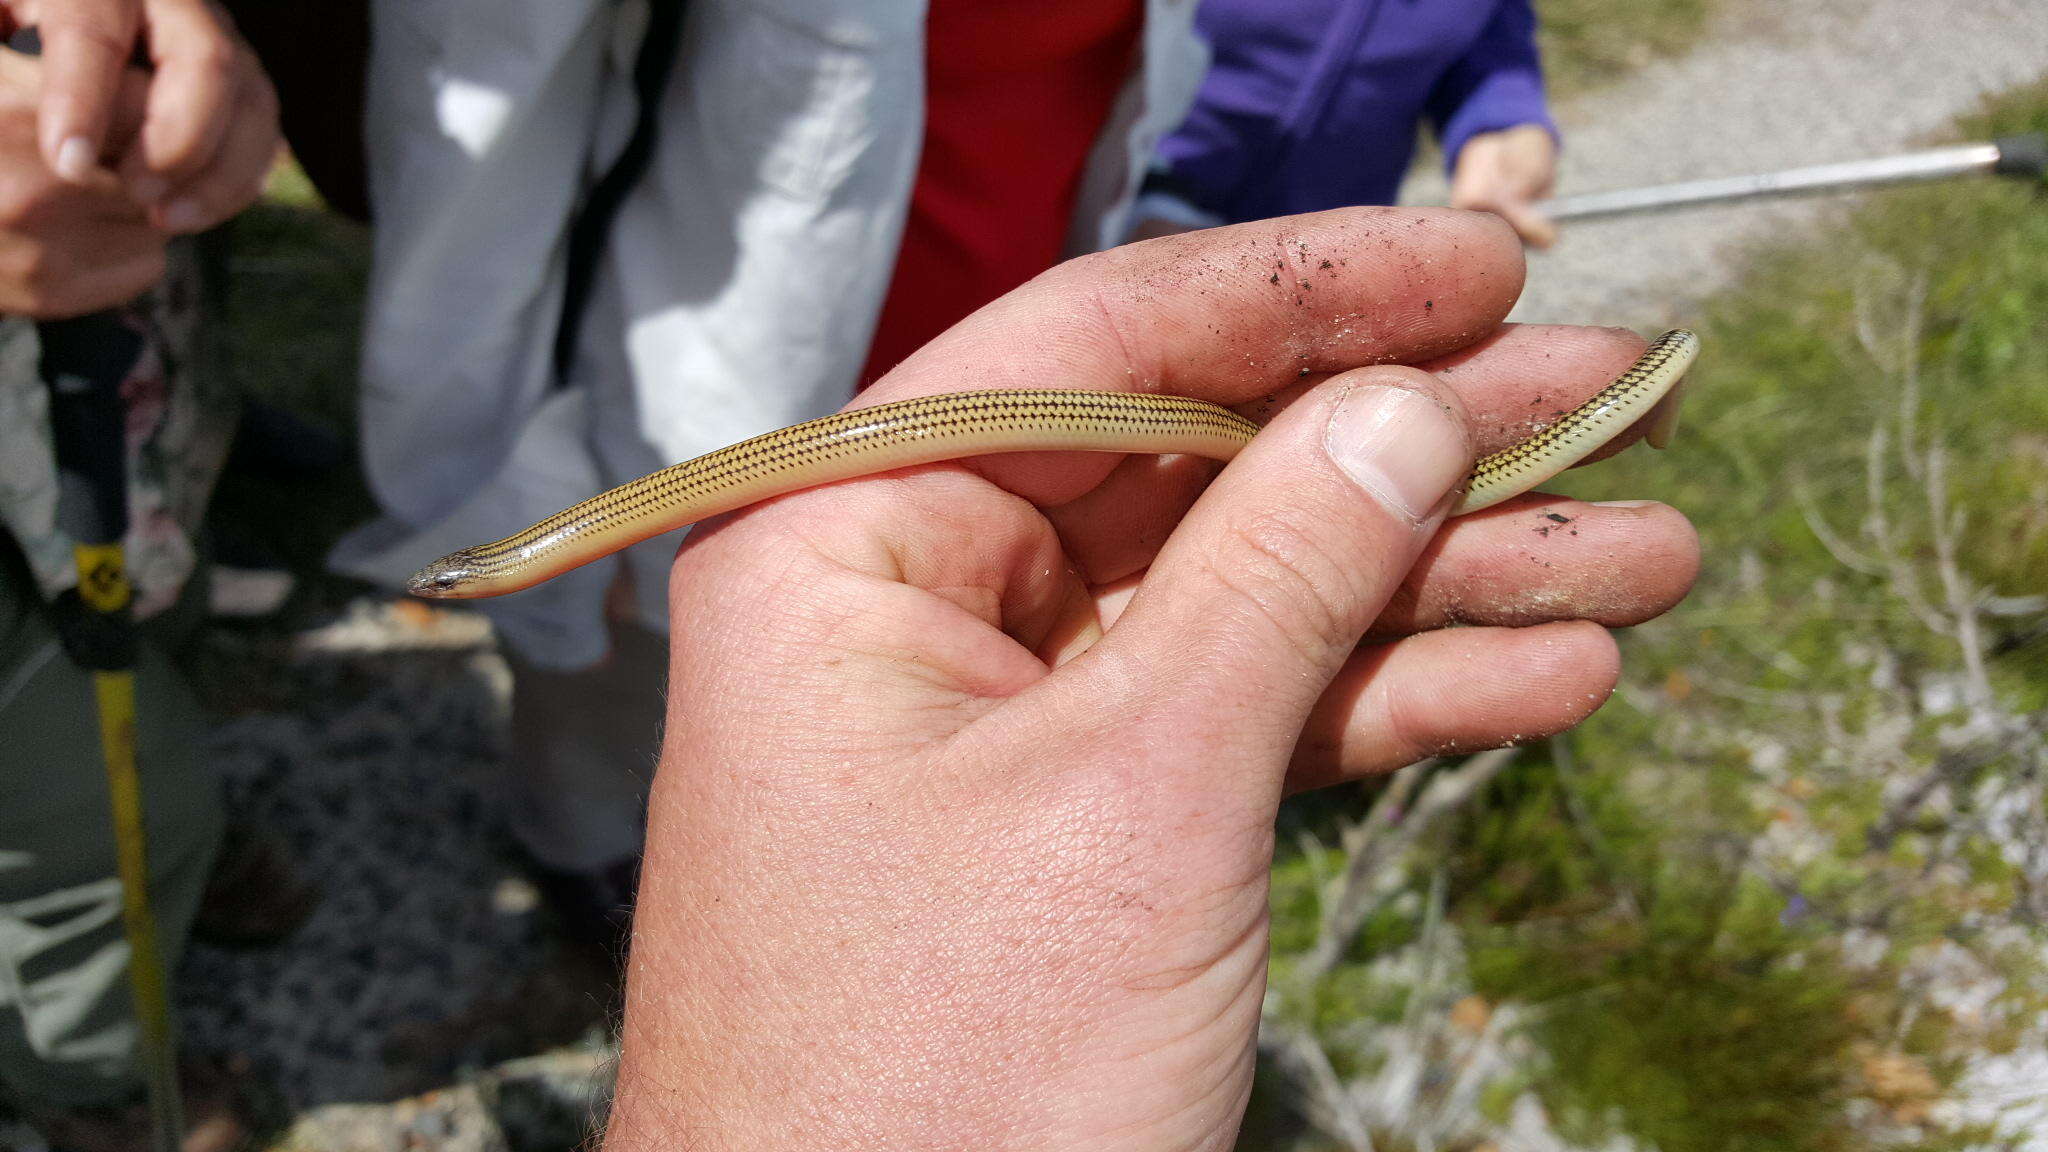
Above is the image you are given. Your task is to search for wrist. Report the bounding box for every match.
[605,1026,1254,1152]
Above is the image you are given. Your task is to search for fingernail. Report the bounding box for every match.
[1591,500,1660,509]
[53,136,94,182]
[131,175,168,203]
[1325,383,1468,522]
[161,199,205,233]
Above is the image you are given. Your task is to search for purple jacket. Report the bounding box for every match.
[1151,0,1556,223]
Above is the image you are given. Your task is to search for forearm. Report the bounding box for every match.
[1427,0,1556,165]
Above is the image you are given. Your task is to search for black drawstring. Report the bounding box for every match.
[551,0,690,386]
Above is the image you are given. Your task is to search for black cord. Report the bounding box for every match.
[551,0,690,385]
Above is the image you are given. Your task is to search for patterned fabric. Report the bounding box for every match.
[0,244,234,621]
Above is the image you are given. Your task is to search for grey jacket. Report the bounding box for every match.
[340,0,1207,665]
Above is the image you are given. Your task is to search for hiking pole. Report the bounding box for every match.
[43,312,185,1152]
[1540,134,2048,222]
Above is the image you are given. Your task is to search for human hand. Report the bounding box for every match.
[0,49,168,317]
[1449,122,1559,248]
[607,209,1698,1150]
[3,0,278,233]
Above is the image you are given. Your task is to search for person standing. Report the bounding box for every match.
[331,0,1211,937]
[0,6,303,1146]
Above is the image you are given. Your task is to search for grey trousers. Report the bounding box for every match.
[0,541,222,1109]
[504,618,666,873]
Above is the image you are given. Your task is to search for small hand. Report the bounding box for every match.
[0,50,166,317]
[1449,122,1559,248]
[606,209,1697,1150]
[5,0,278,234]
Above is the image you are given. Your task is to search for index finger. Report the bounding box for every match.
[36,0,143,181]
[858,207,1526,507]
[130,0,240,188]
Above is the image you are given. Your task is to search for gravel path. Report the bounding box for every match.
[182,604,616,1150]
[1406,0,2048,328]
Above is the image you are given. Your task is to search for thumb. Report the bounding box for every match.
[1093,368,1473,751]
[1497,200,1558,249]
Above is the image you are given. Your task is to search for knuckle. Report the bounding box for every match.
[188,39,237,81]
[224,177,265,217]
[49,18,136,60]
[0,247,35,299]
[177,183,224,219]
[9,245,65,308]
[15,243,55,288]
[0,185,39,231]
[1207,510,1365,662]
[1376,682,1442,766]
[119,253,166,299]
